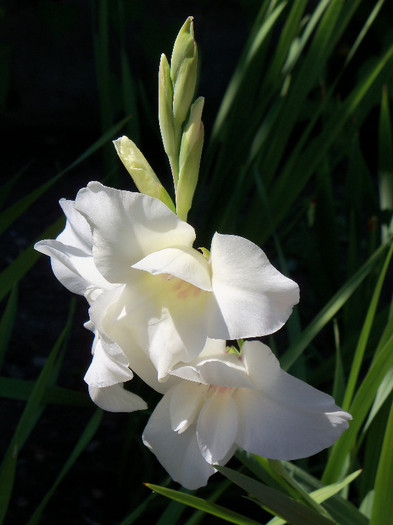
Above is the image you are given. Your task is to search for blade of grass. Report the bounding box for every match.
[362,366,393,433]
[210,0,287,144]
[145,483,261,525]
[261,0,346,179]
[323,332,393,483]
[342,241,393,410]
[184,480,232,525]
[265,41,393,242]
[267,470,361,525]
[216,466,335,525]
[281,242,389,371]
[370,399,393,524]
[379,84,393,242]
[27,409,103,525]
[0,377,90,407]
[282,462,368,525]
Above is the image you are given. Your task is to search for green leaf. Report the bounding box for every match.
[379,84,393,242]
[323,332,393,483]
[0,377,90,407]
[280,463,368,525]
[145,483,260,525]
[267,470,361,525]
[281,242,389,371]
[342,241,393,410]
[216,466,336,525]
[370,399,393,524]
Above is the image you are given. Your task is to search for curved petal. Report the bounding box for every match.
[84,330,134,388]
[75,182,195,283]
[88,285,170,393]
[143,389,215,489]
[235,387,351,460]
[98,272,212,379]
[132,247,212,291]
[171,354,253,389]
[169,381,206,433]
[88,384,147,412]
[196,388,238,464]
[210,233,299,338]
[35,239,111,296]
[57,199,92,251]
[241,341,282,390]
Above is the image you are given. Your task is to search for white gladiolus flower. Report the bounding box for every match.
[142,340,352,489]
[75,181,298,378]
[35,181,299,403]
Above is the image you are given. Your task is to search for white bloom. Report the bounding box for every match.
[142,340,352,489]
[73,181,298,378]
[35,181,299,404]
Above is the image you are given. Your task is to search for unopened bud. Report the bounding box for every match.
[113,136,175,212]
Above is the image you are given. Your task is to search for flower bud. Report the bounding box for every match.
[158,54,176,163]
[113,136,175,212]
[171,17,198,128]
[176,97,204,220]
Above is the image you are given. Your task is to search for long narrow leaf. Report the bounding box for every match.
[0,376,90,407]
[370,399,393,524]
[281,242,388,371]
[323,333,393,483]
[342,241,393,410]
[216,466,335,525]
[145,483,260,525]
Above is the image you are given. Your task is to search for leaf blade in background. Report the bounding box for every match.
[145,483,261,525]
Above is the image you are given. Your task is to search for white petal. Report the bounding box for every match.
[57,199,92,251]
[84,331,133,388]
[241,340,282,390]
[88,285,170,394]
[235,385,351,460]
[196,388,238,464]
[210,233,299,338]
[100,272,211,379]
[172,354,253,389]
[88,384,147,412]
[75,182,195,283]
[35,239,110,296]
[169,381,206,433]
[143,389,215,489]
[132,247,212,291]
